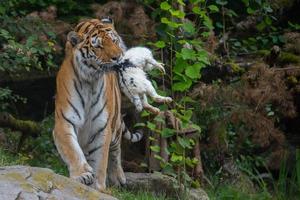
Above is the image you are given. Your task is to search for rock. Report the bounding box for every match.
[91,1,156,46]
[0,165,118,200]
[125,172,209,200]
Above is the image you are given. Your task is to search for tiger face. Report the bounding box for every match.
[75,18,127,52]
[67,26,122,76]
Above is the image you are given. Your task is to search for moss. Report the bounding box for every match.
[0,172,34,192]
[31,171,54,192]
[2,172,26,182]
[279,52,300,64]
[226,61,245,73]
[20,183,35,193]
[257,50,300,65]
[287,76,298,84]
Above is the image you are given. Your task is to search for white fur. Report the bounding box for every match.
[118,47,172,113]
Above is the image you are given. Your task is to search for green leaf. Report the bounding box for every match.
[160,1,171,10]
[0,6,6,15]
[147,122,156,131]
[154,154,163,161]
[154,115,165,123]
[192,6,201,14]
[170,153,183,162]
[180,96,196,104]
[180,109,193,122]
[177,137,192,149]
[181,48,196,60]
[185,63,203,79]
[203,15,213,30]
[161,17,170,24]
[191,124,201,133]
[256,22,266,31]
[177,0,185,5]
[170,10,185,18]
[141,110,150,117]
[154,41,166,48]
[172,79,192,91]
[216,0,228,6]
[169,21,181,28]
[227,9,238,17]
[148,136,156,141]
[242,0,249,6]
[150,145,160,153]
[161,128,175,138]
[174,58,187,73]
[265,16,272,25]
[196,50,210,65]
[208,5,219,13]
[247,7,255,14]
[182,22,196,34]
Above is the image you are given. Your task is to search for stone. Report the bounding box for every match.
[125,172,209,200]
[0,165,118,200]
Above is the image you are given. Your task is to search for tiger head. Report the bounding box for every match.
[67,25,123,76]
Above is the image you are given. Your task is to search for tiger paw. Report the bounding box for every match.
[108,166,126,187]
[70,163,95,185]
[95,182,110,194]
[74,171,95,185]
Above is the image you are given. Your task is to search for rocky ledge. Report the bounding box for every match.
[0,166,117,200]
[0,166,209,200]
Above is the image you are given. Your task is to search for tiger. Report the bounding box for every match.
[115,46,172,114]
[53,19,133,192]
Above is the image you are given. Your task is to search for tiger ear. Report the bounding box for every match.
[101,16,113,24]
[67,31,81,46]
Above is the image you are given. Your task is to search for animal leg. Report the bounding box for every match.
[107,129,126,187]
[131,94,143,112]
[145,82,173,104]
[53,121,94,185]
[93,126,112,192]
[146,58,165,74]
[142,93,160,115]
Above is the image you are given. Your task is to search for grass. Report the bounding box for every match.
[207,185,272,200]
[0,148,26,166]
[112,188,171,200]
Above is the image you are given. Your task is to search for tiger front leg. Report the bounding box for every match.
[107,135,126,187]
[53,121,94,185]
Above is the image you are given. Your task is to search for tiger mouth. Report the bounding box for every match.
[96,62,118,73]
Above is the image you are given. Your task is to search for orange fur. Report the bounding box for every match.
[53,20,125,191]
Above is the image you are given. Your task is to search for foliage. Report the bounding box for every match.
[207,184,271,200]
[0,87,26,112]
[0,0,95,21]
[135,0,213,196]
[0,16,57,73]
[0,6,58,116]
[1,115,67,175]
[0,148,26,166]
[22,115,67,175]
